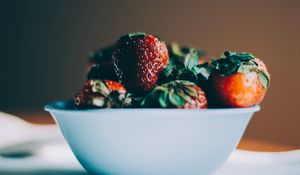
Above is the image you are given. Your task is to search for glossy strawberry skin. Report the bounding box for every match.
[209,72,266,108]
[104,80,126,93]
[113,33,169,95]
[208,51,270,108]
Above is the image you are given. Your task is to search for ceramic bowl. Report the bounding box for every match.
[45,100,259,175]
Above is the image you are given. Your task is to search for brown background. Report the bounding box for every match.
[1,0,300,147]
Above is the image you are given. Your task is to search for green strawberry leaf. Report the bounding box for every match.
[159,91,169,107]
[182,86,198,98]
[257,70,270,89]
[212,58,241,76]
[168,91,185,107]
[170,42,185,57]
[168,43,204,69]
[237,61,257,74]
[178,69,197,82]
[141,80,203,108]
[192,63,212,81]
[184,49,201,69]
[158,64,199,85]
[168,43,185,66]
[176,89,191,102]
[212,51,259,77]
[234,52,255,61]
[141,89,161,107]
[128,32,147,38]
[222,51,236,58]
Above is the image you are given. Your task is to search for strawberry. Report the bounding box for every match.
[87,64,118,81]
[73,80,131,109]
[209,51,270,108]
[141,80,207,109]
[89,45,114,67]
[87,45,118,81]
[104,80,126,93]
[113,32,169,96]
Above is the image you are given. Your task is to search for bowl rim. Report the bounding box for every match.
[44,100,260,115]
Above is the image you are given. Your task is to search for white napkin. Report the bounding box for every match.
[0,112,300,175]
[0,112,64,155]
[0,143,86,175]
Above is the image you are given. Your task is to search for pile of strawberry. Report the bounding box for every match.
[74,32,270,109]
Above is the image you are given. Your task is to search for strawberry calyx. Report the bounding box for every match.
[128,32,147,38]
[118,32,148,45]
[191,63,212,84]
[168,42,204,68]
[157,64,197,85]
[127,32,165,43]
[74,80,132,109]
[141,80,206,108]
[158,43,210,87]
[212,51,270,89]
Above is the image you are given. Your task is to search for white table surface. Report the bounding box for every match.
[0,142,299,175]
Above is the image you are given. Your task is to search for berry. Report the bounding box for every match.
[87,45,118,81]
[87,64,118,81]
[209,51,270,108]
[74,80,131,109]
[141,80,207,109]
[104,80,126,93]
[113,32,169,96]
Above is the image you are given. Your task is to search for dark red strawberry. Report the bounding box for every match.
[88,45,114,67]
[73,80,131,109]
[87,64,118,81]
[141,80,207,109]
[208,51,270,108]
[113,32,169,96]
[87,45,118,81]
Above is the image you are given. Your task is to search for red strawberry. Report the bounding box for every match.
[87,45,118,81]
[209,51,270,108]
[141,80,207,109]
[74,80,131,109]
[113,32,169,96]
[104,80,126,93]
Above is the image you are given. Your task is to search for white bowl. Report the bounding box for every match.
[45,100,260,175]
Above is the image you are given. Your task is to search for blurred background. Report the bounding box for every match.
[1,0,299,148]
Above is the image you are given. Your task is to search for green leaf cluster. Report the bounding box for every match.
[212,51,256,76]
[141,80,200,108]
[158,43,210,87]
[212,51,270,88]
